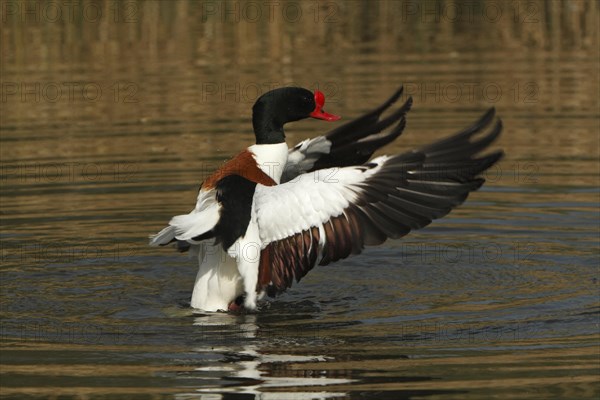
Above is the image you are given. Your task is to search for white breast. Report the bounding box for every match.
[248,142,289,184]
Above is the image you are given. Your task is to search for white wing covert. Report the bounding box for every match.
[253,110,503,296]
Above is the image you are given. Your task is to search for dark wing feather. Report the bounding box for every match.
[258,109,504,296]
[283,86,413,182]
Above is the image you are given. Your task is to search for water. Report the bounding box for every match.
[1,1,599,398]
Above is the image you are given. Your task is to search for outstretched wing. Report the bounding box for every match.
[255,109,503,296]
[282,86,413,182]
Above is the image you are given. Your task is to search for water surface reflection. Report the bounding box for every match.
[1,0,599,398]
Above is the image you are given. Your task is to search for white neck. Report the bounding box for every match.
[248,142,289,184]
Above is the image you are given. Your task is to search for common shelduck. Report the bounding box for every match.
[150,86,503,312]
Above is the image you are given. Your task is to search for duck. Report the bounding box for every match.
[150,86,503,312]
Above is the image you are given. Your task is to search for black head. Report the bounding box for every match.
[252,87,340,144]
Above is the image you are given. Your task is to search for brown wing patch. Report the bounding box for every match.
[203,150,276,189]
[257,209,368,297]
